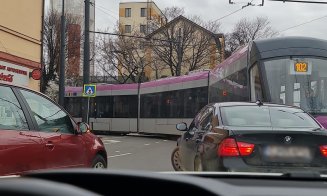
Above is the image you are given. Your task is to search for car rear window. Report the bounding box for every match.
[270,107,319,128]
[221,106,319,128]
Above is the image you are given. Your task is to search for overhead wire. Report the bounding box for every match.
[95,5,118,20]
[212,0,254,22]
[279,14,327,33]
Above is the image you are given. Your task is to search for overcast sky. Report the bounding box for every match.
[94,0,327,39]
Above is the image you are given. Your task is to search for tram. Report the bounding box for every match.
[65,36,327,134]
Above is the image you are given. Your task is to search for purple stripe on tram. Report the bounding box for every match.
[65,71,209,93]
[212,46,247,73]
[141,71,208,88]
[315,116,327,128]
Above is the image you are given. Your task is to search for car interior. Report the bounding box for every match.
[1,169,327,196]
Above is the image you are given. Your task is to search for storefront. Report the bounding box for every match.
[0,53,41,91]
[0,0,43,91]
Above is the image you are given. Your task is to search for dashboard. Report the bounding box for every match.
[1,169,327,196]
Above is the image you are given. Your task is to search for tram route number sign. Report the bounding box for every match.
[83,84,96,97]
[290,60,312,75]
[294,62,308,73]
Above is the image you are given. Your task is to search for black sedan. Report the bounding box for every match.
[173,102,327,173]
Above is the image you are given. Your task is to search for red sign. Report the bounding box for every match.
[31,69,42,80]
[0,73,13,82]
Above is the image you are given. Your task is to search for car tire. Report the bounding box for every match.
[92,155,107,169]
[171,147,184,171]
[194,156,203,171]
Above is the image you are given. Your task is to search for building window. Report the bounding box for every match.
[141,8,147,17]
[125,8,131,17]
[125,25,131,33]
[140,25,146,34]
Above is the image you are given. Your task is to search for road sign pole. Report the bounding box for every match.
[82,0,90,123]
[87,96,90,125]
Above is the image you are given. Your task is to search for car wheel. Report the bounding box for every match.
[171,147,184,171]
[194,156,203,171]
[92,155,107,169]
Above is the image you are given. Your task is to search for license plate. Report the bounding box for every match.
[263,146,312,163]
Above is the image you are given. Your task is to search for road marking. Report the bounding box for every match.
[144,143,150,146]
[163,140,167,142]
[115,151,120,153]
[155,142,159,144]
[108,153,132,158]
[103,139,121,144]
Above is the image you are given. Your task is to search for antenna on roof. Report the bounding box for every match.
[256,100,264,106]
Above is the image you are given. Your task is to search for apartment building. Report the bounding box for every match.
[119,1,166,35]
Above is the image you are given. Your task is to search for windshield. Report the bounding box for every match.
[263,57,327,114]
[221,106,320,128]
[4,0,327,181]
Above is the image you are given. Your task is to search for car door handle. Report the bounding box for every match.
[45,142,54,149]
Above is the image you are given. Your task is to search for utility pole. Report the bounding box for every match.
[176,28,182,76]
[82,0,90,123]
[58,0,65,106]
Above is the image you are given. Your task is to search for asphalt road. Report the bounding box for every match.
[98,134,177,171]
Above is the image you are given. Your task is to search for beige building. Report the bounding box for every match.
[119,1,166,35]
[146,15,225,80]
[117,1,166,81]
[0,0,43,91]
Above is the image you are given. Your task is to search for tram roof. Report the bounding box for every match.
[250,36,327,61]
[253,36,327,52]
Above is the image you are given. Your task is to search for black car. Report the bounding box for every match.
[173,102,327,172]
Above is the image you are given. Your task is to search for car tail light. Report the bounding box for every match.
[218,138,254,157]
[237,141,255,156]
[320,145,327,157]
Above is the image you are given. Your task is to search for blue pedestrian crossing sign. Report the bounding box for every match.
[83,84,96,97]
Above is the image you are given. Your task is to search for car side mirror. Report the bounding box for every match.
[176,122,188,131]
[77,122,90,134]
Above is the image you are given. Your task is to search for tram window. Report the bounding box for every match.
[160,90,184,118]
[182,87,207,118]
[113,95,137,118]
[250,64,263,102]
[141,87,208,118]
[95,96,113,118]
[141,94,159,118]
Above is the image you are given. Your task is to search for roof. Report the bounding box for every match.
[250,36,327,62]
[0,82,34,91]
[119,1,166,18]
[147,15,224,40]
[253,36,327,53]
[215,102,301,109]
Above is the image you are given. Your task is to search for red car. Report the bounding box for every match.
[0,83,107,176]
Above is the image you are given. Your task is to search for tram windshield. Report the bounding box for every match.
[262,57,327,114]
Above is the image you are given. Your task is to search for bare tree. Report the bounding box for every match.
[95,30,150,84]
[95,7,222,81]
[163,7,185,22]
[42,10,83,94]
[225,16,278,57]
[149,15,222,77]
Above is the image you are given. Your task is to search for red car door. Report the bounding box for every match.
[38,132,87,169]
[0,130,44,175]
[19,89,87,169]
[0,86,45,175]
